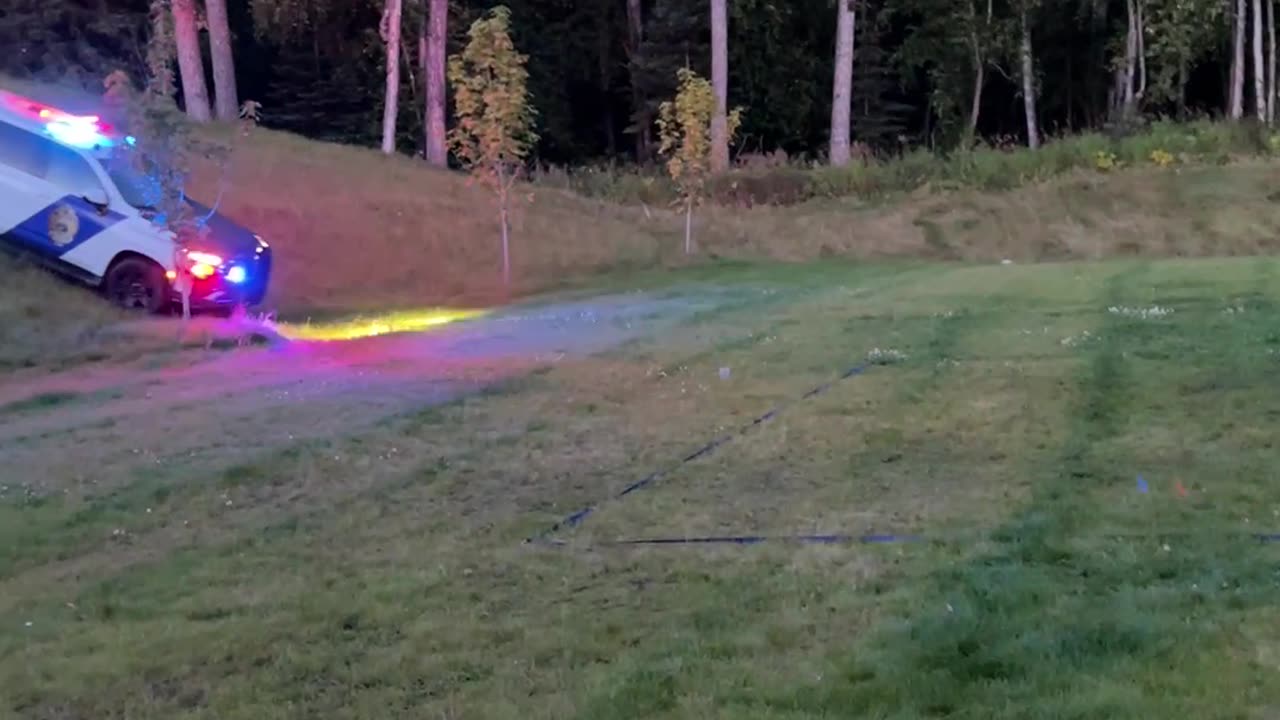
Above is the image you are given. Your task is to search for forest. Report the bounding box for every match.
[1,0,1274,168]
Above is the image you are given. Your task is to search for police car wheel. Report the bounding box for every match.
[104,258,168,314]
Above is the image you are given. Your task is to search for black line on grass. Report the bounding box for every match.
[524,362,873,544]
[555,531,1280,550]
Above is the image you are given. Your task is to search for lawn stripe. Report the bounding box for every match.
[524,362,875,544]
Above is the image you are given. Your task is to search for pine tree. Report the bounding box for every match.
[851,3,912,151]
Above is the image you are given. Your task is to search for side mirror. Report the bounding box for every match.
[82,189,109,215]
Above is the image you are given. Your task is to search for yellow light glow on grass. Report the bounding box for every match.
[275,309,485,341]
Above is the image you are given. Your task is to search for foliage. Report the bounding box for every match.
[1149,147,1176,166]
[553,119,1271,207]
[1144,0,1225,106]
[448,6,537,191]
[0,0,150,86]
[852,3,916,150]
[5,0,1276,165]
[656,67,742,252]
[656,69,742,202]
[448,5,537,284]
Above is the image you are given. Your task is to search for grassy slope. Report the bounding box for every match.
[4,258,1280,718]
[10,72,1280,315]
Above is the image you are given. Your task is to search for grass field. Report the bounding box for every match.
[4,257,1280,718]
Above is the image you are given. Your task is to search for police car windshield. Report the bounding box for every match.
[103,153,159,210]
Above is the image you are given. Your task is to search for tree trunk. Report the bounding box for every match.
[1264,0,1274,122]
[1136,0,1147,102]
[1270,0,1277,123]
[829,0,855,166]
[1123,0,1137,112]
[709,0,730,173]
[380,0,404,155]
[424,0,448,165]
[966,0,993,141]
[1232,0,1246,119]
[171,0,211,122]
[205,0,238,120]
[500,191,511,285]
[684,197,693,255]
[1177,56,1188,118]
[1255,0,1267,120]
[625,0,651,161]
[1019,3,1040,148]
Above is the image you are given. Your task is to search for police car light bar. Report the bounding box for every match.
[2,91,118,149]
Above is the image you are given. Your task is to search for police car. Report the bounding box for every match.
[0,90,271,313]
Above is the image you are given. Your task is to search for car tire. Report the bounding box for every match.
[104,257,169,314]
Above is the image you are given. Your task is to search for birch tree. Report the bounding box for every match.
[381,0,404,154]
[205,0,239,120]
[830,0,856,166]
[1231,0,1246,118]
[1114,0,1147,120]
[1269,0,1276,123]
[448,6,537,286]
[1253,0,1266,120]
[1018,0,1040,147]
[171,0,211,122]
[709,0,731,172]
[967,0,994,140]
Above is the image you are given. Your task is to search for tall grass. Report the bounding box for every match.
[537,120,1279,207]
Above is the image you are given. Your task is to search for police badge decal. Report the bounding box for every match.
[47,203,80,247]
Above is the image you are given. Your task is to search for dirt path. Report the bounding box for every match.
[0,290,728,501]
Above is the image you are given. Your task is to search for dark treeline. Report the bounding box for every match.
[1,0,1266,165]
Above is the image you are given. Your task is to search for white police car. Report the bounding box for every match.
[0,90,271,313]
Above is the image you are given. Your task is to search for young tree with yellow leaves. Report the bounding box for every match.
[448,5,537,287]
[657,68,740,255]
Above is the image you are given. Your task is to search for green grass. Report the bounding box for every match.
[4,258,1280,718]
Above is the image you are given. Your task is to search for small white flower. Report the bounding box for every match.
[867,347,908,365]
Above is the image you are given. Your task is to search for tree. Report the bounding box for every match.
[422,0,448,166]
[1017,0,1040,147]
[172,0,212,122]
[206,0,239,120]
[1144,0,1222,115]
[1253,0,1266,120]
[709,0,730,172]
[1231,0,1246,118]
[829,0,856,166]
[448,5,538,287]
[1114,0,1148,119]
[380,0,404,154]
[1269,0,1276,124]
[657,68,741,254]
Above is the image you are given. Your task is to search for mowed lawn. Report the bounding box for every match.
[4,258,1280,719]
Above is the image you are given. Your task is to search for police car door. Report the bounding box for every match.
[0,122,121,274]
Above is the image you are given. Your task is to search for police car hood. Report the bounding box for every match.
[185,199,260,258]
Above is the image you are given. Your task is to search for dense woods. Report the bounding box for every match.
[2,0,1274,167]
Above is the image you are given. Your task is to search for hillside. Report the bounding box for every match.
[5,77,1280,357]
[196,134,1280,309]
